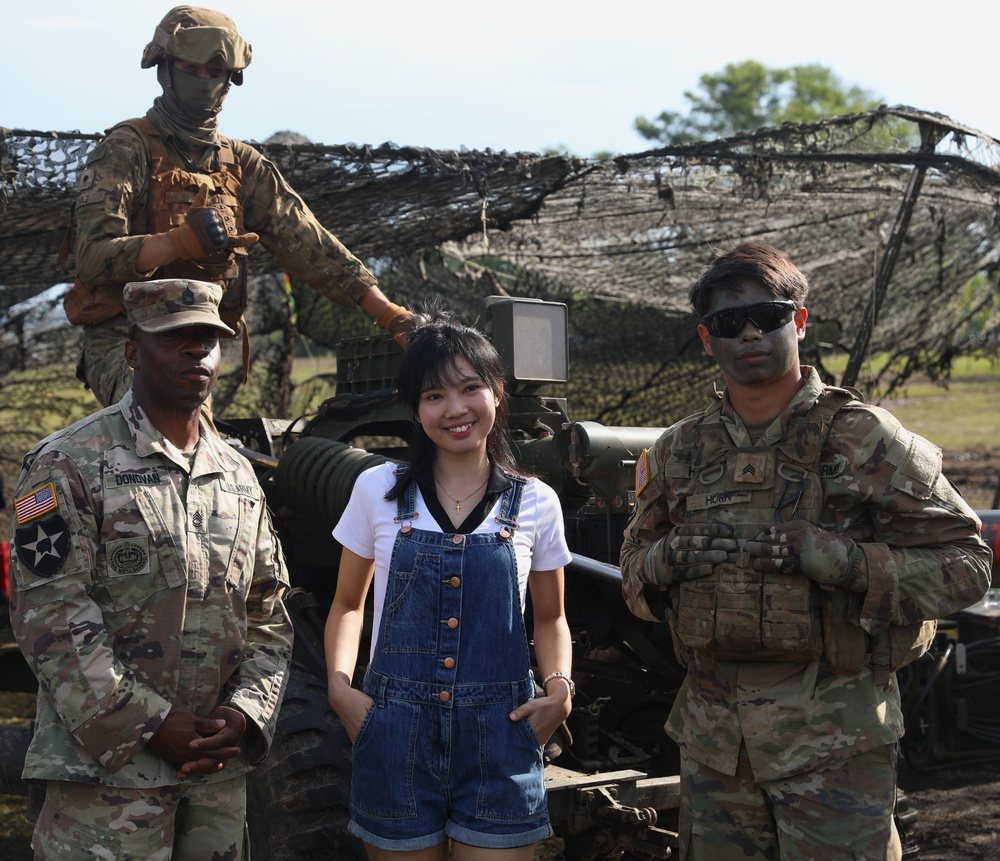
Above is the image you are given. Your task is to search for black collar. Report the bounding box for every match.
[413,462,513,534]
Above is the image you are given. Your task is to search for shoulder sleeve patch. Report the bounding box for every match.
[83,142,107,165]
[635,449,650,497]
[888,429,942,500]
[13,483,59,525]
[15,514,71,578]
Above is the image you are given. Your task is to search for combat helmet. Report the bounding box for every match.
[141,6,252,85]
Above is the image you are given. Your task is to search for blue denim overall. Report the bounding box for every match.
[348,473,551,851]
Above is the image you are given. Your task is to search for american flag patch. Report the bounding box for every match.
[635,449,650,497]
[14,483,58,525]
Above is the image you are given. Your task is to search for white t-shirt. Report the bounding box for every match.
[333,462,573,660]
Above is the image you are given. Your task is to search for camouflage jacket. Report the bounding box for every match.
[9,390,293,787]
[620,367,992,781]
[72,109,376,313]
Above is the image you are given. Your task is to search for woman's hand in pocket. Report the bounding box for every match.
[509,686,572,745]
[328,682,374,743]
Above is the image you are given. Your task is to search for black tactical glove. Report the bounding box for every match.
[168,204,259,260]
[650,522,738,584]
[744,520,867,591]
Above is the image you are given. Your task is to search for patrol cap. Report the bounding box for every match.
[124,278,236,335]
[141,6,252,84]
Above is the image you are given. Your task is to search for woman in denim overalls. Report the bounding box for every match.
[326,314,574,860]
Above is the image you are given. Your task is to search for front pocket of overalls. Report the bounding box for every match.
[351,695,378,752]
[350,698,418,820]
[381,551,441,654]
[475,704,547,823]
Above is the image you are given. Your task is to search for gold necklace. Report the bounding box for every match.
[434,473,489,515]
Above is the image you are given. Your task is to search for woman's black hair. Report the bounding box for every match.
[385,311,520,501]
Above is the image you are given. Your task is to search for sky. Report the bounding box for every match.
[5,0,999,157]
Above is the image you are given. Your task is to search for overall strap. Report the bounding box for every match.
[393,466,419,525]
[494,473,528,530]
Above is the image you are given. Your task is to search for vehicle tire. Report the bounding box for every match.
[246,662,365,860]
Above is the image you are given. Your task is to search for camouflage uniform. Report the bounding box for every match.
[68,110,378,404]
[621,367,992,861]
[9,386,293,858]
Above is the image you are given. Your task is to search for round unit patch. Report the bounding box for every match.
[108,539,150,577]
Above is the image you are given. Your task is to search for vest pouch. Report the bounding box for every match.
[761,572,823,658]
[675,576,720,651]
[63,278,125,326]
[675,561,766,654]
[822,587,868,673]
[663,605,692,668]
[713,563,763,652]
[676,564,826,661]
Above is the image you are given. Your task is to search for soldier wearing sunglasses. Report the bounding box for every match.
[620,241,991,861]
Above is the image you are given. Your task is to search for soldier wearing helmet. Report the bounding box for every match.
[66,6,414,407]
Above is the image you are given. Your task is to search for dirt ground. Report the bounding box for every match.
[898,759,1000,860]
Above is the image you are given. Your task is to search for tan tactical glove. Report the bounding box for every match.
[168,204,259,261]
[376,302,417,349]
[745,520,867,591]
[648,522,738,584]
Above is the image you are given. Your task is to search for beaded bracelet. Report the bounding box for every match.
[542,671,575,698]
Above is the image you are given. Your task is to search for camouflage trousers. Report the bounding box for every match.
[678,742,902,861]
[80,316,133,408]
[31,775,247,861]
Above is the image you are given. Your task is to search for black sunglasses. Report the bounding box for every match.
[702,301,798,339]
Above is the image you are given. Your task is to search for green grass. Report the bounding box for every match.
[821,353,999,452]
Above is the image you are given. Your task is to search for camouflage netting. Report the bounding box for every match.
[2,105,999,438]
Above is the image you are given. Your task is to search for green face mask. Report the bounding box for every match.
[171,67,230,115]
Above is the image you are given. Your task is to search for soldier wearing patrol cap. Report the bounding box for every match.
[620,242,993,861]
[9,277,293,860]
[65,5,415,407]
